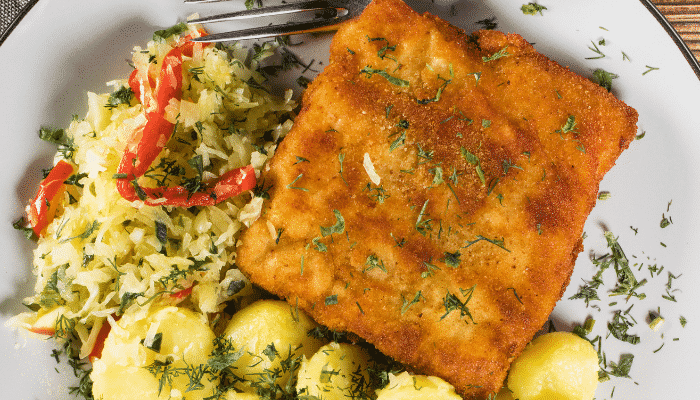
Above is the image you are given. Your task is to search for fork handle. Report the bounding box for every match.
[190,17,342,42]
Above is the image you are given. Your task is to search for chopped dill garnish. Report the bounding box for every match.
[586,40,606,59]
[360,66,410,87]
[482,46,510,62]
[643,65,660,75]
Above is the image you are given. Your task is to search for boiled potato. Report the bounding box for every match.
[223,299,325,393]
[297,342,372,399]
[91,364,164,400]
[91,307,218,400]
[375,371,462,400]
[507,332,599,400]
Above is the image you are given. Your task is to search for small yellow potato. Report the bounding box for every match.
[375,371,462,400]
[153,307,214,364]
[91,364,163,400]
[507,332,599,400]
[91,306,218,400]
[223,299,325,393]
[297,342,372,399]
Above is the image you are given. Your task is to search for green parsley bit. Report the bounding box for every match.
[152,22,188,41]
[105,86,134,109]
[521,3,547,16]
[593,69,618,92]
[660,213,672,228]
[441,251,461,268]
[325,294,339,306]
[597,191,612,201]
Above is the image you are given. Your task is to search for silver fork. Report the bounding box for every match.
[185,0,371,42]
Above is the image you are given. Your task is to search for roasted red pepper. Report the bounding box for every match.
[88,319,113,362]
[27,159,75,237]
[27,326,56,336]
[170,284,194,300]
[117,30,256,207]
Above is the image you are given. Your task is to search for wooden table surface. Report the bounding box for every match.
[652,0,700,60]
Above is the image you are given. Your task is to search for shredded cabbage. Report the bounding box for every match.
[11,26,296,357]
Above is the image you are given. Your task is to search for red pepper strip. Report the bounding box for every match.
[170,285,194,300]
[128,69,143,104]
[117,30,256,207]
[88,319,113,362]
[121,30,207,178]
[119,164,256,207]
[119,43,191,179]
[27,327,55,336]
[28,159,75,237]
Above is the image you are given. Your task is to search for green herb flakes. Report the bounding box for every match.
[593,69,618,92]
[364,254,388,273]
[360,66,410,87]
[521,3,547,15]
[325,294,339,306]
[643,65,660,75]
[608,309,640,345]
[286,173,309,192]
[441,251,461,268]
[401,291,424,315]
[320,210,345,237]
[555,115,578,136]
[440,286,476,323]
[105,86,134,109]
[152,22,188,41]
[586,41,606,59]
[482,46,510,62]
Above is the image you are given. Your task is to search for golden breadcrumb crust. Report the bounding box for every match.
[237,0,638,398]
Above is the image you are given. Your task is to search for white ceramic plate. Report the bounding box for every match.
[1,1,698,399]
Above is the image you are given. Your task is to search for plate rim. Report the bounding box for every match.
[637,0,700,81]
[0,0,39,47]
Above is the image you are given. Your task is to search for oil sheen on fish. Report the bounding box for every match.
[237,0,638,397]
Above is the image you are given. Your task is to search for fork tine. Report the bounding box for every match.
[187,1,331,24]
[187,0,369,42]
[190,17,342,42]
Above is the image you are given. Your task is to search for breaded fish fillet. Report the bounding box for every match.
[237,0,638,397]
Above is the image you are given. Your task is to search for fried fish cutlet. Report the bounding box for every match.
[236,0,638,398]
